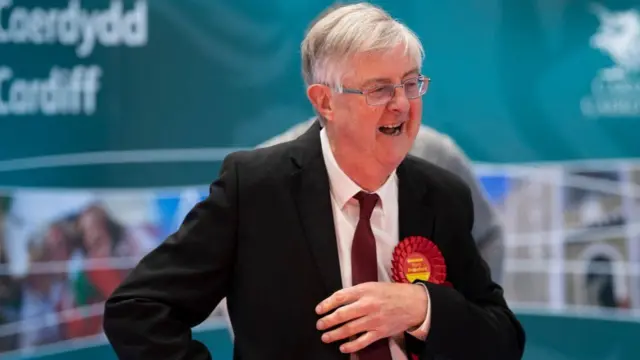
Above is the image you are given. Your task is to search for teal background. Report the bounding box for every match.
[1,0,640,359]
[1,0,640,187]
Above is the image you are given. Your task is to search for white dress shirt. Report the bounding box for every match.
[320,128,431,360]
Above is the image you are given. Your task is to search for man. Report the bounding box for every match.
[103,3,525,360]
[259,119,505,284]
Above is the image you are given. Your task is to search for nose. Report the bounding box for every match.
[386,87,410,113]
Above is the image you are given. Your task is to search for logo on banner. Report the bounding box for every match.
[581,4,640,118]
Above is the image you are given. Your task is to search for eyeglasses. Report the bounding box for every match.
[336,75,430,106]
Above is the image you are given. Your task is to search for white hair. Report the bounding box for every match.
[301,2,424,88]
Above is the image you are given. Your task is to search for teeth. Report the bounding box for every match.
[379,122,403,136]
[382,123,402,128]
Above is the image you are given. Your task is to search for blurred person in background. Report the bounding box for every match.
[103,3,524,359]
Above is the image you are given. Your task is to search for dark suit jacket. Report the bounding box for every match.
[103,123,525,360]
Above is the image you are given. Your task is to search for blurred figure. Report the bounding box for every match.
[0,197,21,352]
[260,117,506,283]
[65,205,134,339]
[77,205,134,259]
[19,222,75,349]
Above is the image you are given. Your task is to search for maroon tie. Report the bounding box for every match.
[351,191,393,360]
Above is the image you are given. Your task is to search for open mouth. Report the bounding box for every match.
[378,122,404,136]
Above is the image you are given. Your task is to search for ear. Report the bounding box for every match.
[306,84,334,122]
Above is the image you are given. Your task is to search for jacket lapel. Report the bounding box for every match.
[397,159,436,245]
[290,123,343,296]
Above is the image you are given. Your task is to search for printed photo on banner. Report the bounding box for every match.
[480,166,564,307]
[0,187,229,355]
[562,167,631,309]
[476,163,640,311]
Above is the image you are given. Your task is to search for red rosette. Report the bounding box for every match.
[391,236,447,285]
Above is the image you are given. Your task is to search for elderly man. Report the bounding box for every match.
[260,119,505,284]
[103,3,525,360]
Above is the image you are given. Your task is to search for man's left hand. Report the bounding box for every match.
[315,282,428,353]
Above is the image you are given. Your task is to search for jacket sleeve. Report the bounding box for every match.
[410,184,525,360]
[102,153,241,360]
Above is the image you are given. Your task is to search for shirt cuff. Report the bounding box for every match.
[407,282,431,341]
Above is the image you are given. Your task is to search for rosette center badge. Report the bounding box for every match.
[392,236,447,285]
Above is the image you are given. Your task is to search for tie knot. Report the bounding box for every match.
[354,191,379,221]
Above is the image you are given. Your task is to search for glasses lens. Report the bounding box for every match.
[364,77,428,105]
[404,78,424,99]
[366,86,393,105]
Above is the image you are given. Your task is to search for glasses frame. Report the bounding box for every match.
[335,75,431,106]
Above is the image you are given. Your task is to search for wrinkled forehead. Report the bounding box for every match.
[340,45,421,86]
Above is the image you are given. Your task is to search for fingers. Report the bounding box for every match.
[320,314,374,343]
[315,282,386,354]
[339,331,381,353]
[316,286,362,315]
[317,300,368,331]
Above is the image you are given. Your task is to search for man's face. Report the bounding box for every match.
[328,44,422,171]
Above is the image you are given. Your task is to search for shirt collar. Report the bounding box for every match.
[320,128,397,213]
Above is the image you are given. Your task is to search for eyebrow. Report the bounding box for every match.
[360,68,420,87]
